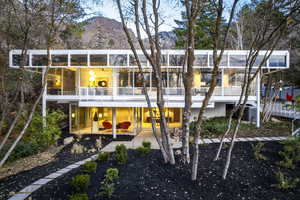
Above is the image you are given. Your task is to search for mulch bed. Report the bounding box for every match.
[30,141,300,200]
[0,133,133,200]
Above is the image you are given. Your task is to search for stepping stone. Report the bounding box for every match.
[203,139,212,143]
[19,184,42,193]
[263,137,273,141]
[56,168,72,175]
[235,138,242,141]
[66,164,80,169]
[90,154,98,160]
[74,160,88,165]
[8,193,30,200]
[254,137,265,141]
[271,137,282,141]
[196,139,204,144]
[222,138,230,142]
[245,138,256,141]
[211,138,220,143]
[45,172,62,179]
[32,178,52,185]
[237,138,247,141]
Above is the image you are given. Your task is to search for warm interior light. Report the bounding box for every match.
[89,70,95,75]
[71,113,75,118]
[98,113,103,118]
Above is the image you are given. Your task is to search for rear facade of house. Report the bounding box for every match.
[9,49,289,138]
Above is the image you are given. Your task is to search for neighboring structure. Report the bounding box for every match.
[9,49,289,138]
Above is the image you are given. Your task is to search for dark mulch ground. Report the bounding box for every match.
[31,142,300,200]
[0,133,134,200]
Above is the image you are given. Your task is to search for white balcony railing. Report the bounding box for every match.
[75,86,254,97]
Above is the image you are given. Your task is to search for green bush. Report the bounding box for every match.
[115,144,127,165]
[69,193,89,200]
[82,161,97,173]
[100,183,115,198]
[71,174,90,192]
[136,146,150,156]
[0,141,39,163]
[142,141,151,149]
[275,171,299,190]
[100,168,119,198]
[97,152,110,162]
[105,168,119,182]
[277,136,300,169]
[23,110,66,150]
[252,142,268,161]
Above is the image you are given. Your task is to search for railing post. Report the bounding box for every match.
[256,70,261,128]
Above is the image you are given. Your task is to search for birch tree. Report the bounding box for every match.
[116,0,175,164]
[0,0,84,167]
[211,0,300,179]
[191,0,239,181]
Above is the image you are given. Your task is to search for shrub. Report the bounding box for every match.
[0,141,39,163]
[97,152,110,162]
[275,171,299,190]
[104,168,119,182]
[100,183,115,198]
[142,141,151,149]
[100,168,119,198]
[69,193,89,200]
[115,144,127,165]
[252,142,268,161]
[277,136,300,169]
[23,110,66,150]
[82,161,97,173]
[136,146,150,155]
[71,174,90,192]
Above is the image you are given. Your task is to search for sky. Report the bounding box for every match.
[82,0,184,38]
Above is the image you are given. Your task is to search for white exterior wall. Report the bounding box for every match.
[190,102,226,120]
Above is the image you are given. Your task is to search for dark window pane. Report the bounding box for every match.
[110,54,127,66]
[71,55,87,66]
[230,55,246,66]
[12,55,29,66]
[129,54,147,66]
[269,55,286,67]
[169,55,184,66]
[194,55,208,66]
[254,55,267,67]
[161,55,167,66]
[52,55,68,66]
[90,54,107,66]
[32,55,48,66]
[209,54,227,66]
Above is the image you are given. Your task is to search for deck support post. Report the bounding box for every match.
[256,70,261,128]
[42,68,47,128]
[112,107,117,139]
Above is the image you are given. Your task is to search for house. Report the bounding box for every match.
[9,49,289,138]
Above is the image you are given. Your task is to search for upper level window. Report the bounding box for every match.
[253,55,267,67]
[161,55,168,66]
[110,54,127,66]
[229,55,246,66]
[71,55,87,66]
[169,55,184,66]
[209,54,227,66]
[269,55,286,67]
[90,54,107,66]
[32,55,48,66]
[194,55,208,66]
[129,54,147,66]
[12,54,29,66]
[52,55,68,66]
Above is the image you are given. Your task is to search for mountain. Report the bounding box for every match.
[80,17,138,49]
[80,17,177,49]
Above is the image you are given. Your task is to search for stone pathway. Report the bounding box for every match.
[8,136,288,200]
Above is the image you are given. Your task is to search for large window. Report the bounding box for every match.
[32,55,47,66]
[194,55,208,66]
[116,108,134,133]
[269,55,286,67]
[71,55,87,66]
[229,55,246,66]
[129,54,147,66]
[47,68,76,95]
[12,54,29,66]
[168,68,182,87]
[209,54,227,66]
[52,55,68,66]
[169,55,184,66]
[90,54,107,66]
[110,54,127,66]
